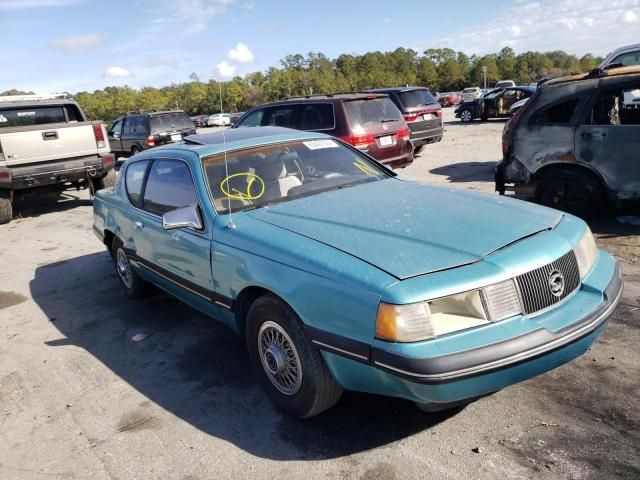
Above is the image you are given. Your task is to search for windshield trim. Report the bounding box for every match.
[198,137,395,216]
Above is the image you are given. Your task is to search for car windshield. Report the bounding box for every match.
[398,90,438,107]
[203,139,390,214]
[344,97,402,128]
[150,113,192,132]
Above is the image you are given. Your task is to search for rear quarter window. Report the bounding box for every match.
[531,99,580,124]
[125,160,149,208]
[0,106,66,128]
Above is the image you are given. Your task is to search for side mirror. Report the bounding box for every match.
[162,205,203,231]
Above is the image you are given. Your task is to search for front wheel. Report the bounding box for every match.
[459,109,473,123]
[246,294,343,418]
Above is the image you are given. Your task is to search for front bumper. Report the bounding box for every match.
[312,253,623,404]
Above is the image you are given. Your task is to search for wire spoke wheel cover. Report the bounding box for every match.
[116,248,133,289]
[258,321,303,396]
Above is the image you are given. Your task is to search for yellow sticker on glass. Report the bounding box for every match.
[220,173,265,200]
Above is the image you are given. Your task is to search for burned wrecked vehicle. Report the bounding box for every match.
[455,86,535,123]
[496,66,640,218]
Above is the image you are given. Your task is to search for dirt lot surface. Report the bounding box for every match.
[1,109,639,479]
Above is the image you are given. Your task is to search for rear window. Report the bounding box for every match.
[463,88,478,93]
[0,106,66,128]
[344,98,402,128]
[397,90,438,108]
[149,113,193,132]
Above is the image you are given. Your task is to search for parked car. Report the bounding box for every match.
[365,87,442,154]
[233,93,413,168]
[438,92,460,107]
[93,126,622,418]
[108,110,195,159]
[229,112,245,126]
[455,86,535,122]
[496,65,640,218]
[0,93,115,224]
[599,43,640,69]
[462,87,483,103]
[208,113,231,127]
[190,115,208,128]
[495,80,516,88]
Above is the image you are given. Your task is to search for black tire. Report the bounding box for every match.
[246,294,343,418]
[0,193,12,225]
[535,169,607,219]
[111,238,149,300]
[131,145,142,156]
[480,115,489,121]
[413,145,424,155]
[90,169,117,196]
[459,108,473,123]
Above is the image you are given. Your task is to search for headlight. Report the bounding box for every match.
[376,280,522,342]
[573,227,597,278]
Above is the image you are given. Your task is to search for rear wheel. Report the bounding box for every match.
[536,169,607,219]
[90,170,117,197]
[246,294,343,418]
[0,192,12,224]
[131,145,142,156]
[111,238,149,300]
[459,109,473,123]
[413,145,424,155]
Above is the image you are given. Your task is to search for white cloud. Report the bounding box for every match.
[425,0,640,57]
[50,34,103,52]
[227,42,254,63]
[241,1,254,10]
[0,0,78,9]
[621,9,638,23]
[216,60,236,78]
[161,0,235,34]
[382,18,392,24]
[103,66,131,78]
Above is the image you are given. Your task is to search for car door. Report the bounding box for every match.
[133,157,220,316]
[575,79,640,200]
[107,118,124,154]
[482,89,503,117]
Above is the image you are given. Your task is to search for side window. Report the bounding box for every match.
[299,104,335,130]
[531,99,580,125]
[143,160,198,215]
[612,51,640,67]
[110,119,123,136]
[125,160,149,208]
[237,109,264,127]
[65,104,83,122]
[122,117,134,136]
[264,106,296,127]
[133,116,148,135]
[592,85,640,126]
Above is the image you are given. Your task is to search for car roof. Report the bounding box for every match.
[281,92,388,102]
[543,65,640,87]
[152,127,330,158]
[366,87,430,93]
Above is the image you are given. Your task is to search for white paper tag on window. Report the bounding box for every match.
[0,115,7,123]
[303,139,339,150]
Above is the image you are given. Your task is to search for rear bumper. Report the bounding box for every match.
[409,124,443,146]
[379,153,414,169]
[1,154,114,191]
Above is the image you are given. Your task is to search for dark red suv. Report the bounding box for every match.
[233,93,414,168]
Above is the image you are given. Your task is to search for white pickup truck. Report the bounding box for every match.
[0,94,115,224]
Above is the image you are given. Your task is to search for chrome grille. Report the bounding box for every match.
[516,251,580,315]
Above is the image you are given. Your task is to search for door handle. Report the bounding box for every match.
[42,131,58,140]
[135,221,144,231]
[581,132,592,140]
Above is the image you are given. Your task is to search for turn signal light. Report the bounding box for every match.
[146,135,155,147]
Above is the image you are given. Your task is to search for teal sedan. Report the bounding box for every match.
[93,127,623,418]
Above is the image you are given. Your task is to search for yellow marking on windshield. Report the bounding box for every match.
[220,173,265,200]
[353,159,378,176]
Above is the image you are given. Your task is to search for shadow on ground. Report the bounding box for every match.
[429,161,498,183]
[443,118,508,127]
[30,252,459,461]
[12,191,92,220]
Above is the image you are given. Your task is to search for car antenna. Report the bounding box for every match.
[219,82,236,230]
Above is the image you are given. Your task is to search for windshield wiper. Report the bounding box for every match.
[381,119,398,123]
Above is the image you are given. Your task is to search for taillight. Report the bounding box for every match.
[146,135,155,147]
[0,167,11,183]
[0,139,4,162]
[502,93,537,157]
[102,155,114,168]
[340,134,375,149]
[436,110,443,118]
[92,124,106,149]
[396,127,410,141]
[403,113,419,122]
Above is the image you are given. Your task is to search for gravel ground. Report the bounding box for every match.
[1,109,638,480]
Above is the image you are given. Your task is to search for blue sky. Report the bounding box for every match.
[1,0,639,93]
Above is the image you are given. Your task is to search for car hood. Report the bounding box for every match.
[246,179,562,280]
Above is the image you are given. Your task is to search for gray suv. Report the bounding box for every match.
[496,65,640,218]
